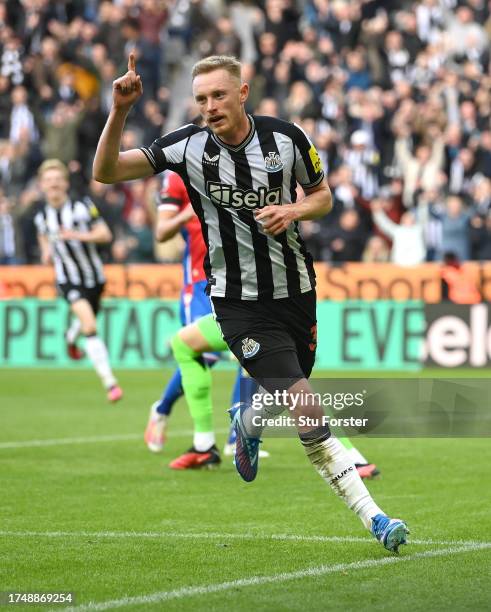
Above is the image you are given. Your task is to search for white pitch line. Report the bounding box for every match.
[0,434,141,449]
[0,428,229,450]
[0,529,488,548]
[64,543,491,611]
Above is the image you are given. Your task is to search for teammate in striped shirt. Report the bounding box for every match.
[93,54,408,552]
[35,159,122,402]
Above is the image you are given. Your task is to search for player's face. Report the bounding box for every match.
[39,169,69,207]
[193,69,249,143]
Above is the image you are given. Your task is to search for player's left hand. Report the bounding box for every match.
[254,205,297,236]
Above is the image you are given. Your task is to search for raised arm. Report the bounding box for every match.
[93,53,154,184]
[371,201,397,239]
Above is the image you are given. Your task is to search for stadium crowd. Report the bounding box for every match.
[0,0,490,266]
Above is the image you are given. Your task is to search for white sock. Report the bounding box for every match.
[85,335,117,389]
[241,386,286,437]
[348,446,369,465]
[193,431,215,451]
[66,318,81,344]
[303,436,384,530]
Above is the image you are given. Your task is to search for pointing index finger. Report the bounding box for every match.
[128,52,136,72]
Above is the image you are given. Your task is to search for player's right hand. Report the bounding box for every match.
[112,52,143,110]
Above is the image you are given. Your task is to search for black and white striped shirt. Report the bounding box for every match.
[34,198,105,287]
[141,115,325,300]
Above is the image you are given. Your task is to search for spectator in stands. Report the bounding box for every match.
[371,200,426,266]
[416,188,445,261]
[459,100,480,142]
[95,3,126,61]
[201,16,242,58]
[440,252,481,304]
[448,148,478,197]
[322,1,361,53]
[298,219,324,262]
[1,33,24,87]
[329,165,359,214]
[30,36,62,113]
[360,182,404,246]
[469,211,491,261]
[0,193,19,264]
[126,205,155,264]
[343,130,380,200]
[86,179,126,248]
[324,209,368,263]
[470,176,491,217]
[40,101,84,165]
[345,49,372,91]
[446,6,488,58]
[475,130,491,178]
[263,0,300,51]
[283,80,320,120]
[362,235,390,263]
[0,138,28,197]
[0,75,11,139]
[9,85,38,147]
[140,99,166,144]
[394,123,445,207]
[439,195,473,262]
[382,29,412,86]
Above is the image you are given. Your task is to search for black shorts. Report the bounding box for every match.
[211,290,317,389]
[58,283,105,314]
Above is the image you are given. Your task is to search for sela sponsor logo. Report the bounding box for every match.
[241,337,260,358]
[264,151,283,172]
[203,151,220,165]
[206,181,282,210]
[330,465,354,484]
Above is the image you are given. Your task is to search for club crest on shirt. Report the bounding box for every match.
[264,151,283,172]
[242,337,260,358]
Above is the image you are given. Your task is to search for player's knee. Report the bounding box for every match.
[171,333,196,365]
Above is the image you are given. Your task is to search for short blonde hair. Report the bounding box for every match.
[38,159,69,180]
[191,55,242,82]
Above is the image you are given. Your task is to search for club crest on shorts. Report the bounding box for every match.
[241,337,260,358]
[67,289,81,303]
[264,151,283,172]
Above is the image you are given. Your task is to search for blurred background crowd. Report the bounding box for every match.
[0,0,490,266]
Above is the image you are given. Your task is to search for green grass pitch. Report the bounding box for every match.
[1,369,490,611]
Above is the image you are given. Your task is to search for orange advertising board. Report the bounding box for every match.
[0,265,183,299]
[314,262,491,302]
[1,262,490,302]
